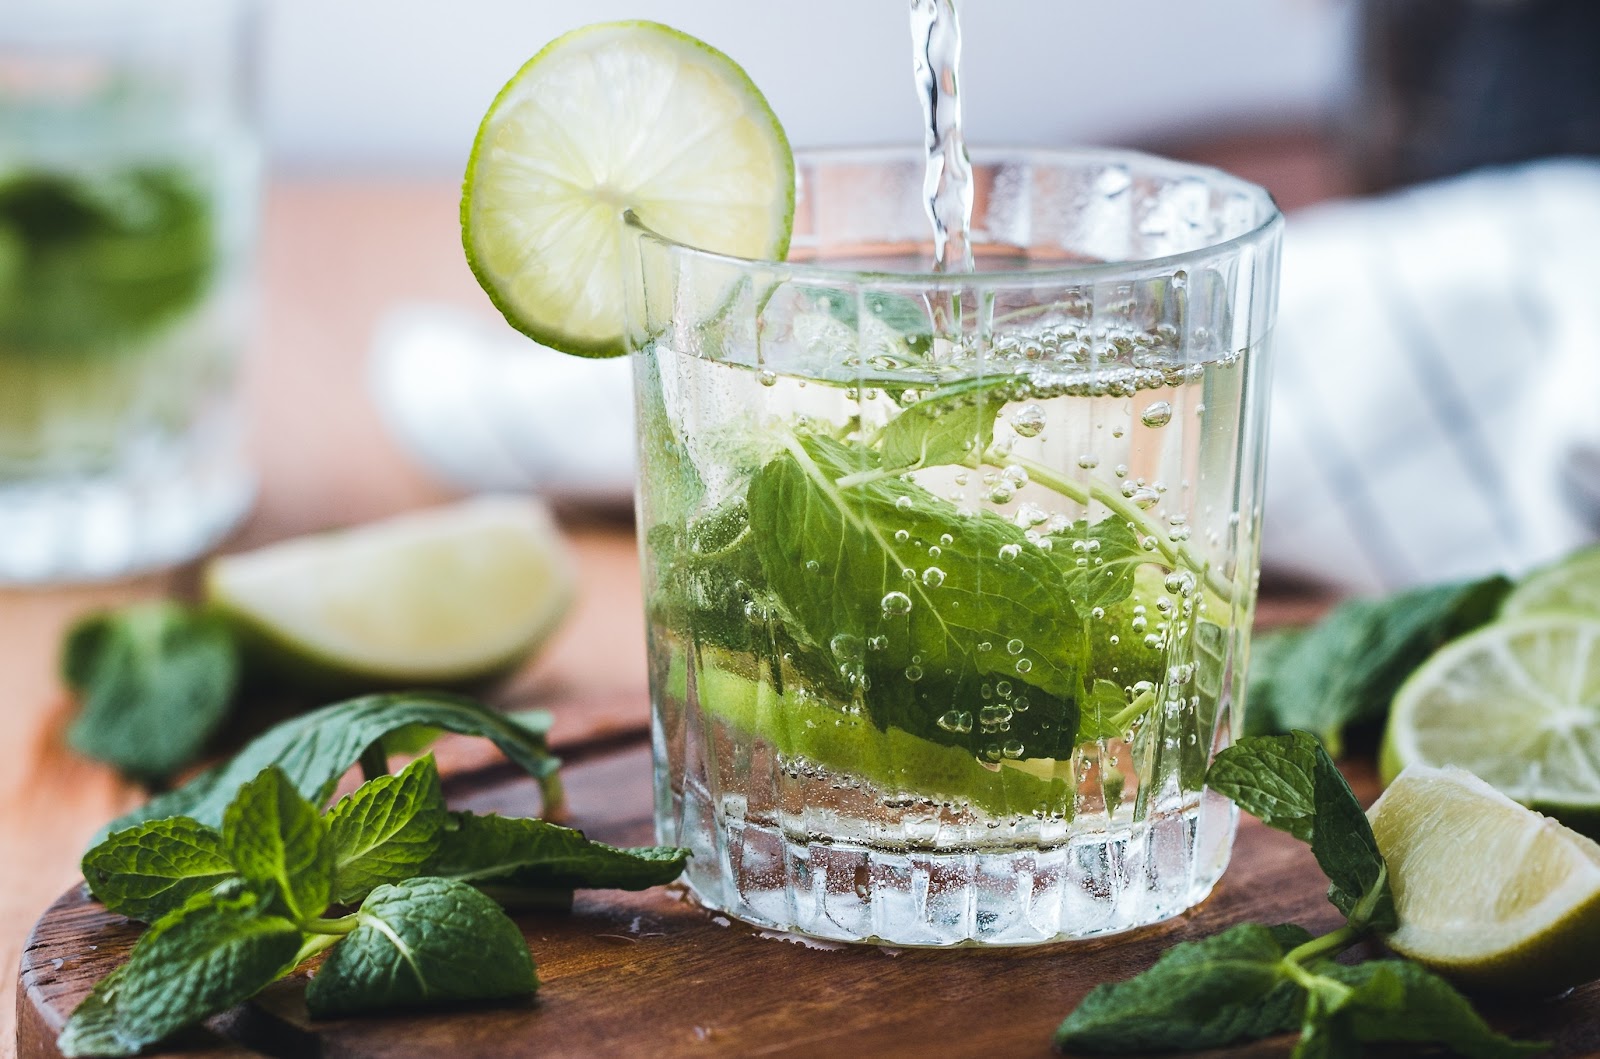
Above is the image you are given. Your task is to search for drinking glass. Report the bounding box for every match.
[628,148,1281,946]
[0,0,259,583]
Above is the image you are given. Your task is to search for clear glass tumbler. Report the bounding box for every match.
[629,148,1282,946]
[0,0,259,583]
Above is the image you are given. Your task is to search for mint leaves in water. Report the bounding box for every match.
[64,709,688,1057]
[1245,575,1510,753]
[1055,733,1540,1058]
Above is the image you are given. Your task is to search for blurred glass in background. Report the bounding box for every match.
[0,0,259,584]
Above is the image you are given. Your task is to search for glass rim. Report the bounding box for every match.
[625,144,1283,287]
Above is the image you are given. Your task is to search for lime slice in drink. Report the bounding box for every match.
[1502,545,1600,620]
[1370,764,1600,993]
[461,21,795,357]
[206,497,575,691]
[1380,616,1600,832]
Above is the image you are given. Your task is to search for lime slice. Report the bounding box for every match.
[1370,764,1600,993]
[1502,545,1600,620]
[206,497,575,691]
[664,647,1073,818]
[1380,616,1600,831]
[461,21,795,357]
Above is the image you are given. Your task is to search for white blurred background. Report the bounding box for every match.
[260,0,1355,173]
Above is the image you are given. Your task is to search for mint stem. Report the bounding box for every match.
[1283,924,1362,967]
[1107,688,1159,733]
[305,914,360,936]
[993,451,1238,606]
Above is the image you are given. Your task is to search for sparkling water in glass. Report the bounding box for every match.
[629,148,1281,946]
[0,0,259,583]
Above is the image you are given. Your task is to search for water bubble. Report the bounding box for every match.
[979,704,1014,727]
[996,680,1013,697]
[1010,404,1047,437]
[906,664,925,683]
[829,633,861,659]
[1077,454,1100,470]
[1131,615,1148,633]
[805,560,821,574]
[1164,571,1195,595]
[939,533,954,546]
[880,591,913,617]
[1114,464,1129,479]
[1001,740,1026,760]
[998,543,1022,562]
[867,634,888,651]
[1006,638,1025,655]
[1111,427,1125,439]
[895,495,913,511]
[1015,503,1050,528]
[1002,464,1029,487]
[927,545,941,559]
[1155,596,1174,614]
[902,567,917,581]
[953,472,969,486]
[937,709,972,733]
[978,641,993,653]
[1128,487,1161,509]
[1015,657,1033,674]
[894,529,910,543]
[1090,606,1105,620]
[1140,401,1174,428]
[987,482,1015,504]
[758,369,777,387]
[921,566,946,587]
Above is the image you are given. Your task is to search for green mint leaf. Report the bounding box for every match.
[746,432,1083,758]
[0,167,214,355]
[303,877,535,1017]
[1206,731,1320,842]
[62,602,238,783]
[816,288,932,354]
[1050,517,1147,613]
[1079,679,1135,742]
[1245,575,1510,753]
[1054,922,1313,1052]
[425,812,689,892]
[222,766,334,922]
[1318,960,1546,1058]
[326,754,447,905]
[1308,750,1394,931]
[99,692,560,842]
[1240,626,1307,736]
[1291,1015,1361,1059]
[878,377,1008,471]
[81,817,234,923]
[56,967,128,1057]
[60,883,302,1057]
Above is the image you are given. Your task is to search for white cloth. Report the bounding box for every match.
[371,160,1600,590]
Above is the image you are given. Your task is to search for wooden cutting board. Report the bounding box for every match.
[17,713,1600,1057]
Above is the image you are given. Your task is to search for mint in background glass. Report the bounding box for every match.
[0,0,259,584]
[629,148,1282,946]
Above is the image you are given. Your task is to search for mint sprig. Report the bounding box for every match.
[65,748,688,1057]
[1055,733,1543,1058]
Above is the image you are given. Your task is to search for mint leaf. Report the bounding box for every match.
[1246,575,1511,752]
[1311,751,1394,932]
[100,692,560,841]
[1079,679,1135,742]
[303,877,535,1017]
[59,883,302,1057]
[1054,923,1312,1052]
[747,432,1084,758]
[879,377,1008,471]
[1319,960,1546,1058]
[62,602,238,782]
[326,755,447,905]
[1206,731,1319,842]
[1050,516,1147,613]
[81,817,234,923]
[816,288,932,355]
[426,812,688,892]
[222,766,333,922]
[1208,735,1393,930]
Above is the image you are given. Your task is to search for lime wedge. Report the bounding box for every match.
[1380,616,1600,832]
[461,21,794,357]
[1370,764,1600,993]
[206,497,575,691]
[1502,545,1600,620]
[665,646,1073,818]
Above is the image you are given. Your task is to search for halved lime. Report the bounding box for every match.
[665,646,1073,818]
[1370,764,1600,993]
[1502,545,1600,620]
[1380,616,1600,832]
[461,21,794,357]
[206,497,575,691]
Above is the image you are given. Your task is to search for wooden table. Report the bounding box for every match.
[3,138,1374,1057]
